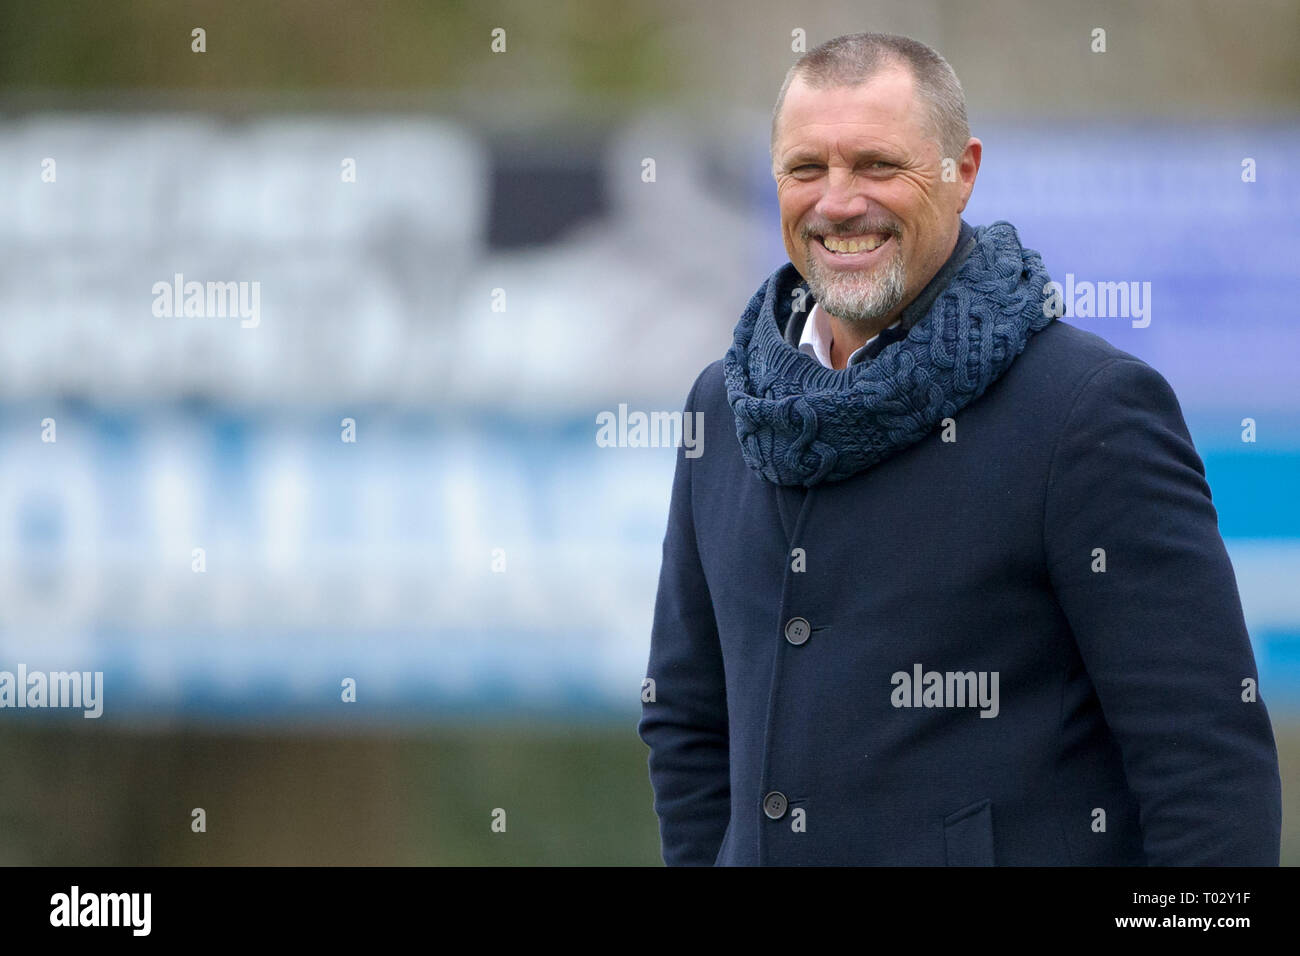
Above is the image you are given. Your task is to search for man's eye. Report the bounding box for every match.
[792,164,821,174]
[870,161,895,169]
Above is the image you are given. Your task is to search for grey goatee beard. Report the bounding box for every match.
[804,238,907,325]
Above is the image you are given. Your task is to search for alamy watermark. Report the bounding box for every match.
[1042,273,1151,328]
[596,403,703,458]
[152,273,260,328]
[890,663,999,718]
[50,886,150,936]
[0,664,103,718]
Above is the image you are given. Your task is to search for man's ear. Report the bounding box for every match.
[955,137,982,213]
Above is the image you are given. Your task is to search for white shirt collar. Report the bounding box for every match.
[797,301,900,370]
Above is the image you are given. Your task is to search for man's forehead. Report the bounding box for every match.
[776,69,920,150]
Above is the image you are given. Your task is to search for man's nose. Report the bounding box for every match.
[815,168,870,223]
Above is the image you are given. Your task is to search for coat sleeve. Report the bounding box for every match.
[1043,357,1282,865]
[636,371,731,865]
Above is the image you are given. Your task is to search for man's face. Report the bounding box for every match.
[772,67,979,327]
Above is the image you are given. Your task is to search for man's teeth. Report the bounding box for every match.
[821,234,889,254]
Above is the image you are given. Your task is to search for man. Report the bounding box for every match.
[636,32,1282,866]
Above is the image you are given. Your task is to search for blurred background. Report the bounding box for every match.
[0,0,1296,864]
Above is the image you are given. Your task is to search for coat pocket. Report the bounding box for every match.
[943,798,995,866]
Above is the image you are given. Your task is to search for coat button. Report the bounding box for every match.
[784,617,811,645]
[762,791,788,819]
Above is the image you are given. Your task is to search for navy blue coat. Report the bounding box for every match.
[637,310,1282,866]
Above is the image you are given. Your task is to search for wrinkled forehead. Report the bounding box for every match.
[774,69,930,157]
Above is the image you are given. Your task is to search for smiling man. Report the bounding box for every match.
[637,32,1282,866]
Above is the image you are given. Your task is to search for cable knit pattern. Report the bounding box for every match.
[723,221,1057,486]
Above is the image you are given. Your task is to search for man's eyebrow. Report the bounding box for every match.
[780,150,823,166]
[781,147,898,166]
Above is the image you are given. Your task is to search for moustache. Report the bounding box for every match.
[802,223,901,241]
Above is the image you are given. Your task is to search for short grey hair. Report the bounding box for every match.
[770,32,971,162]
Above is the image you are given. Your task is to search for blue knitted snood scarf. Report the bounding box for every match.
[723,221,1057,487]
